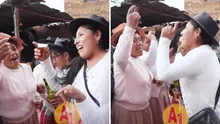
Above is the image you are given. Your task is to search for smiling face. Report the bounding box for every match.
[3,42,20,69]
[131,33,143,57]
[74,25,101,59]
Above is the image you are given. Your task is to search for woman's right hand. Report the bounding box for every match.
[161,22,179,41]
[37,84,46,94]
[33,42,50,61]
[0,37,10,62]
[126,5,141,30]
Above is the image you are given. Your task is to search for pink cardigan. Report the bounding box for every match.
[113,26,159,111]
[0,63,37,123]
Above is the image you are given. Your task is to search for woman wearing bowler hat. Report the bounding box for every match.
[55,14,109,124]
[34,37,84,124]
[156,11,220,118]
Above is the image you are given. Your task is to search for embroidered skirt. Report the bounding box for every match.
[40,106,56,124]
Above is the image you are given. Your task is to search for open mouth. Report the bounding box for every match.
[137,48,143,51]
[76,45,83,51]
[10,56,18,61]
[136,46,143,51]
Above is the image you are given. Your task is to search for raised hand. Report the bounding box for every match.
[126,5,141,30]
[161,22,179,41]
[0,38,10,62]
[33,42,50,61]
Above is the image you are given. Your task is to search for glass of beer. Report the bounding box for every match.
[37,43,48,58]
[33,95,42,104]
[33,95,43,112]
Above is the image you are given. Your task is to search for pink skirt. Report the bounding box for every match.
[3,111,39,124]
[150,87,170,124]
[158,87,170,110]
[112,102,154,124]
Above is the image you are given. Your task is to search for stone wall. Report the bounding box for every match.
[185,0,220,19]
[185,0,220,41]
[64,0,109,20]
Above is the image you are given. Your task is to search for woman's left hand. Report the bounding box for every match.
[56,85,86,103]
[152,78,164,87]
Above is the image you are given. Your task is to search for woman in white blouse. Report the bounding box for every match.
[56,14,109,124]
[156,11,220,118]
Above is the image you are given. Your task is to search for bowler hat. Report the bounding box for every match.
[185,11,219,46]
[70,14,109,49]
[37,37,56,44]
[48,37,78,56]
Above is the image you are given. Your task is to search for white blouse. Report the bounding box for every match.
[157,37,220,117]
[72,52,109,124]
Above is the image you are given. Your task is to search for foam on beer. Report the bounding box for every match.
[37,43,48,47]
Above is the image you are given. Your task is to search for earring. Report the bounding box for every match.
[97,41,98,44]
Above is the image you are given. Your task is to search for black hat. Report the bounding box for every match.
[69,14,109,49]
[48,38,78,55]
[185,11,219,46]
[37,37,56,44]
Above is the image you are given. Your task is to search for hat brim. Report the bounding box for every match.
[37,39,54,44]
[70,18,109,37]
[48,44,67,51]
[185,13,219,46]
[48,44,78,54]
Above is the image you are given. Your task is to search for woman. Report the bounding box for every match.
[42,14,109,124]
[35,38,81,90]
[112,6,160,124]
[0,33,41,124]
[156,11,220,118]
[34,37,84,124]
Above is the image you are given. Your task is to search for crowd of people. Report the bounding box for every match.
[0,4,220,124]
[111,5,220,124]
[0,14,109,124]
